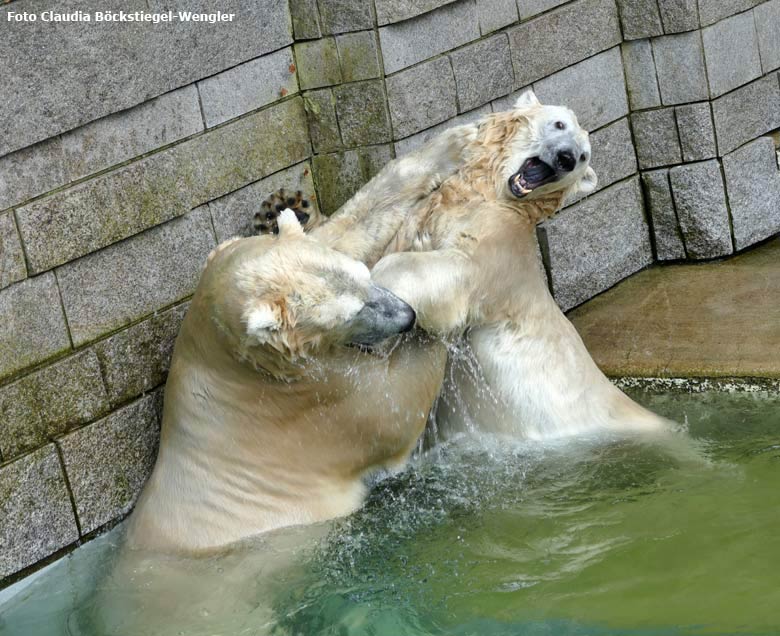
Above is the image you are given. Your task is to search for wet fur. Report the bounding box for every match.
[323,97,672,438]
[124,131,479,553]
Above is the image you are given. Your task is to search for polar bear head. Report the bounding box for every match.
[201,210,416,365]
[477,90,597,207]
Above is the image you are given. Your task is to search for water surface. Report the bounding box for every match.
[1,389,778,635]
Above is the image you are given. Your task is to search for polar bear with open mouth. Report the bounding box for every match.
[272,90,672,440]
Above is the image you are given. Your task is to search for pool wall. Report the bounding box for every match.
[2,0,780,586]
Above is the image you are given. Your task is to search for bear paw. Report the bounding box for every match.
[254,189,314,235]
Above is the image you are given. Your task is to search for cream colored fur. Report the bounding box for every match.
[125,129,479,553]
[362,92,673,439]
[127,235,445,554]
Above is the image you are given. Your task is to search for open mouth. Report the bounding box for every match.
[508,157,558,198]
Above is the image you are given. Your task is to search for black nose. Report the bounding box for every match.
[556,150,576,173]
[399,305,416,333]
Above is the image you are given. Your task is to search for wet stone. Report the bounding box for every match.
[58,395,161,534]
[312,145,394,214]
[641,169,687,261]
[0,445,79,579]
[0,273,71,382]
[0,351,110,460]
[669,160,732,259]
[94,303,190,408]
[0,212,26,291]
[334,80,392,147]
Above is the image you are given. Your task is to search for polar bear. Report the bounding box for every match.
[372,91,673,438]
[125,213,447,554]
[271,91,671,440]
[125,126,478,553]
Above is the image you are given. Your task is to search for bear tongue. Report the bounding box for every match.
[524,160,555,185]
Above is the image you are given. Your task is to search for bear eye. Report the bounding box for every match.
[580,153,587,162]
[554,121,566,130]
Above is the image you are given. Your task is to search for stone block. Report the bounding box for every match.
[516,0,568,19]
[210,162,319,241]
[294,38,342,90]
[723,136,780,250]
[712,74,780,156]
[16,152,186,275]
[197,48,299,127]
[0,212,26,291]
[375,0,458,25]
[450,34,514,112]
[755,0,780,73]
[509,0,621,86]
[675,102,717,162]
[621,40,662,110]
[652,31,709,105]
[58,395,161,534]
[182,98,311,210]
[0,445,79,579]
[657,0,699,32]
[0,273,70,382]
[0,352,110,460]
[697,0,762,27]
[386,57,458,138]
[56,206,216,347]
[16,99,309,273]
[617,0,664,39]
[289,0,321,39]
[631,108,682,169]
[312,145,394,214]
[641,169,687,260]
[0,0,292,157]
[336,31,382,82]
[304,89,342,154]
[394,106,492,156]
[379,0,480,75]
[317,0,373,34]
[61,86,203,182]
[571,118,637,202]
[477,0,519,34]
[491,87,533,113]
[334,80,393,147]
[533,47,628,131]
[702,11,762,98]
[669,160,733,259]
[539,178,653,311]
[0,137,68,212]
[94,303,189,408]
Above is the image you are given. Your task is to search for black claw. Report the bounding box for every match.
[266,211,276,220]
[301,200,310,208]
[286,197,296,206]
[259,223,268,232]
[296,212,310,225]
[272,226,279,235]
[275,204,285,212]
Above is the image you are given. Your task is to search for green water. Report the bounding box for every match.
[1,389,779,635]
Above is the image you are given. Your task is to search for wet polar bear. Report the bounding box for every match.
[371,91,671,438]
[126,126,478,553]
[274,91,672,440]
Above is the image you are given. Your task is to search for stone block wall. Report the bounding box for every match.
[1,0,779,585]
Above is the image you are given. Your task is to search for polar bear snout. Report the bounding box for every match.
[347,284,416,346]
[555,149,577,173]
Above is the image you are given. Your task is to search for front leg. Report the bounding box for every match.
[371,250,475,336]
[311,124,479,265]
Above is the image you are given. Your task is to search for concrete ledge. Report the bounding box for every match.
[570,236,780,378]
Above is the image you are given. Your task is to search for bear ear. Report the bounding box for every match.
[245,302,280,339]
[514,90,540,109]
[578,166,598,195]
[277,208,305,239]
